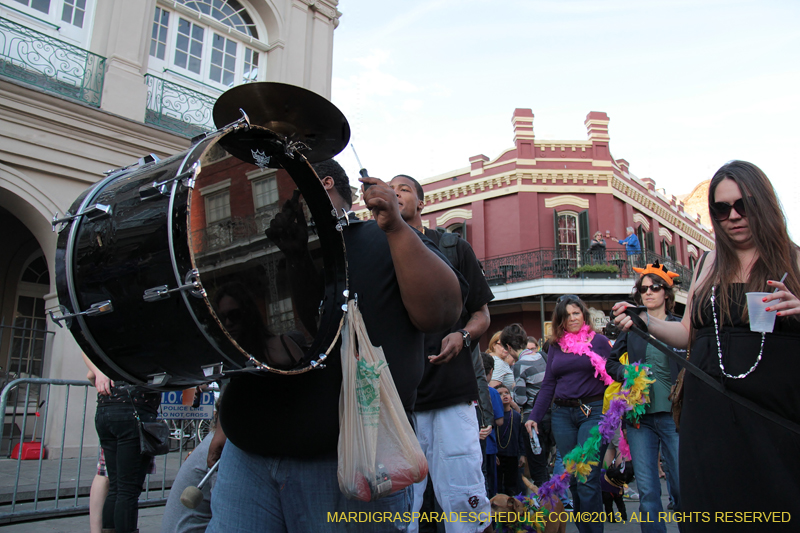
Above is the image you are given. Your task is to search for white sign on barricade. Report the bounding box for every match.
[159,391,214,420]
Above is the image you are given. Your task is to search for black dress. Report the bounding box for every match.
[681,285,800,530]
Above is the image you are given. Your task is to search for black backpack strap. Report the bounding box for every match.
[438,231,460,267]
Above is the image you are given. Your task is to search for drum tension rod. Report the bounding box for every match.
[143,270,206,302]
[51,204,112,232]
[49,300,114,328]
[139,162,201,200]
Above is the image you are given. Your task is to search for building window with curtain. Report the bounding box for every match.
[205,190,230,225]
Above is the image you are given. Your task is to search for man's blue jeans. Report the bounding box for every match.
[207,441,412,533]
[550,399,605,533]
[625,412,681,533]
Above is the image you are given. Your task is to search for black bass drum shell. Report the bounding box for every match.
[55,127,347,389]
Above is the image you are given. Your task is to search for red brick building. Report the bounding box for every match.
[356,109,713,344]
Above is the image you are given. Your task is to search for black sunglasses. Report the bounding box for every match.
[709,197,749,222]
[218,308,244,323]
[638,283,664,294]
[557,294,581,304]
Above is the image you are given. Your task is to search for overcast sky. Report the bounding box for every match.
[329,0,800,238]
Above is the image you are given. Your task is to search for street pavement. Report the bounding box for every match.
[3,479,680,532]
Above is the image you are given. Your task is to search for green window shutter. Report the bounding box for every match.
[578,210,590,253]
[646,232,655,252]
[553,209,560,251]
[669,244,676,260]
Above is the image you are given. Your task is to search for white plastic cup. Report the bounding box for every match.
[746,292,777,333]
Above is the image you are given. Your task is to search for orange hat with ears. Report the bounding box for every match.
[633,261,680,287]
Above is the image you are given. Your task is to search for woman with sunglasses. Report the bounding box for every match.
[525,295,613,533]
[613,161,800,529]
[606,263,684,532]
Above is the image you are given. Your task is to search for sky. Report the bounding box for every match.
[329,0,800,238]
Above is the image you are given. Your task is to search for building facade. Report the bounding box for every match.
[357,109,714,344]
[0,0,340,456]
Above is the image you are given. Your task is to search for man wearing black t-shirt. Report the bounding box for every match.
[206,161,463,533]
[390,175,495,533]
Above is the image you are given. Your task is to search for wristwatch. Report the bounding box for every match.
[457,329,471,348]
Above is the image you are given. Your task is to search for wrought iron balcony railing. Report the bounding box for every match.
[145,74,216,137]
[193,205,282,254]
[481,249,694,289]
[0,16,105,106]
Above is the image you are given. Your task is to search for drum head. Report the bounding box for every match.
[185,126,347,375]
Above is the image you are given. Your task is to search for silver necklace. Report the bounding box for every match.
[711,286,765,379]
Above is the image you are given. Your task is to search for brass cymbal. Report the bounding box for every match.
[213,82,350,163]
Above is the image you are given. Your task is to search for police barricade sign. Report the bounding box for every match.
[159,391,214,419]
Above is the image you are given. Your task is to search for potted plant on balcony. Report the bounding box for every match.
[573,264,620,279]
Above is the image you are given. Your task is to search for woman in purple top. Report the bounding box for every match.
[525,295,613,533]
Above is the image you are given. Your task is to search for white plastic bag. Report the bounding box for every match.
[337,299,428,501]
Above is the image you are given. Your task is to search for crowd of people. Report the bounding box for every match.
[84,160,799,533]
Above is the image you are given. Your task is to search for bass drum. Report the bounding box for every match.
[54,126,348,389]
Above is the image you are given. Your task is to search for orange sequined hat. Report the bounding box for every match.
[633,261,680,286]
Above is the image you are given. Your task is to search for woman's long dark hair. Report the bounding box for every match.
[693,160,800,324]
[550,295,591,343]
[633,273,675,313]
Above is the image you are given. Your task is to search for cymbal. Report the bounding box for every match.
[213,82,350,163]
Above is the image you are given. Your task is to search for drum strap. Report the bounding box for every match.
[626,326,800,435]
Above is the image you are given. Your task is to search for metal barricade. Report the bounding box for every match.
[0,378,183,525]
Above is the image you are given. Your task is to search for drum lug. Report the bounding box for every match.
[148,372,171,387]
[139,162,201,199]
[103,154,160,176]
[48,300,113,328]
[335,208,352,232]
[201,363,224,378]
[143,269,206,302]
[51,204,112,232]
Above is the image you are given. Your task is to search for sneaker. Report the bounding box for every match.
[563,502,574,512]
[623,487,640,501]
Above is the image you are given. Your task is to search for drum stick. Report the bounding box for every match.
[350,144,371,189]
[180,459,220,509]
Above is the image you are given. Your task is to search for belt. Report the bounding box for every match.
[553,394,604,407]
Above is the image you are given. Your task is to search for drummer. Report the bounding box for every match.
[206,159,465,532]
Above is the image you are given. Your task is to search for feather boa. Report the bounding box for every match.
[557,324,614,385]
[536,361,653,508]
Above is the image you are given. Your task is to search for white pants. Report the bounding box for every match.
[409,403,490,533]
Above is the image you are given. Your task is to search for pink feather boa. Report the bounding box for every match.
[557,324,615,385]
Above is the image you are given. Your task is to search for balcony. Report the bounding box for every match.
[0,17,105,107]
[482,249,693,289]
[145,74,216,138]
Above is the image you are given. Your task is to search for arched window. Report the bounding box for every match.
[446,222,466,241]
[8,252,50,379]
[148,0,264,90]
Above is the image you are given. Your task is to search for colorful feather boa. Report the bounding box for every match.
[536,362,654,507]
[557,324,615,386]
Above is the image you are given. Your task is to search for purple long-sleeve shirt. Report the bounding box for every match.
[528,334,611,424]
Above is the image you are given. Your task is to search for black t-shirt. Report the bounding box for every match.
[219,218,459,457]
[414,229,494,411]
